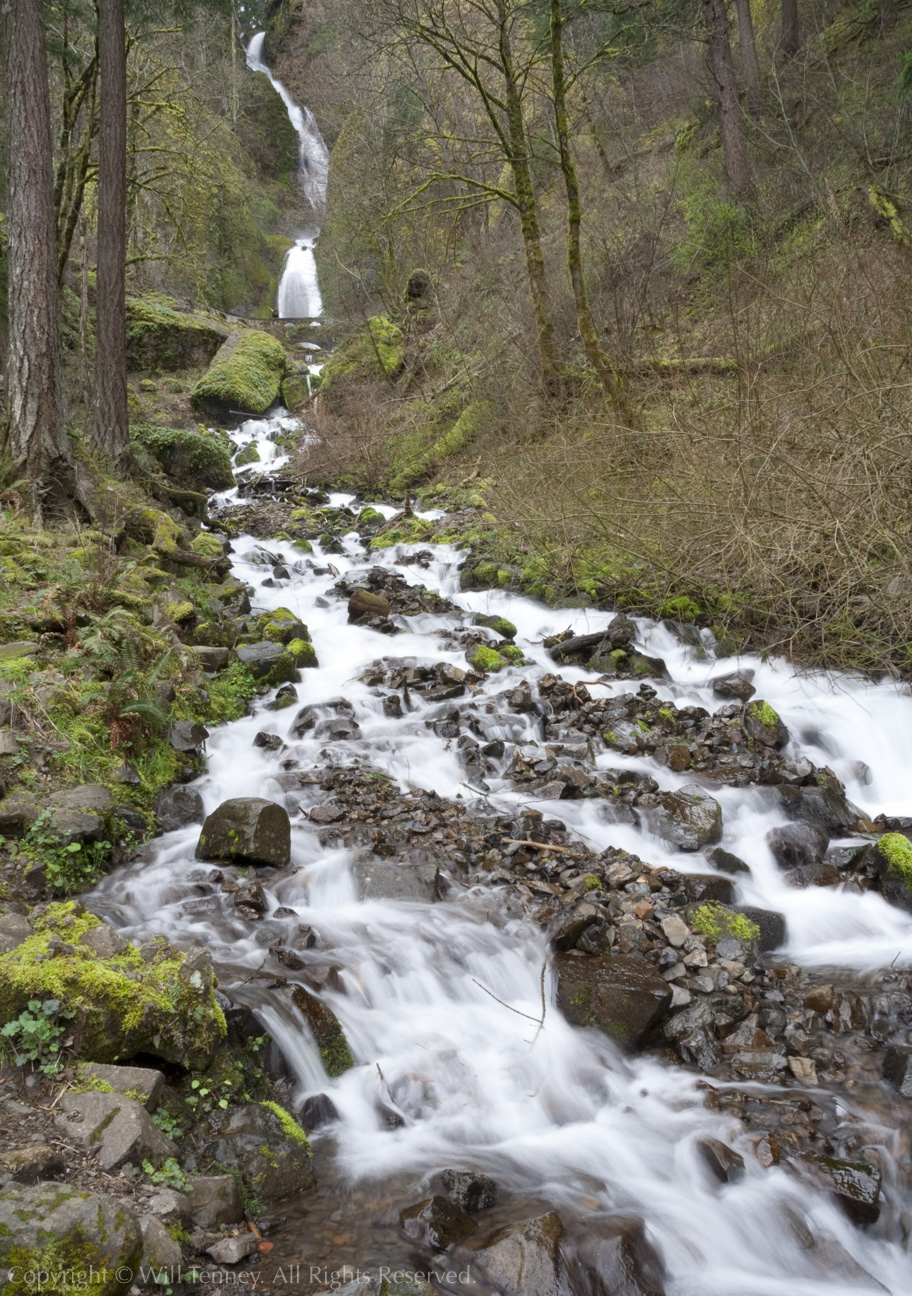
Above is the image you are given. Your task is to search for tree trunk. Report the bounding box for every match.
[498,5,562,392]
[95,0,129,459]
[0,0,72,518]
[549,0,624,412]
[702,0,752,195]
[733,0,762,114]
[780,0,799,59]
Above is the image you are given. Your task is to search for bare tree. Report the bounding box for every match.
[1,0,74,516]
[702,0,752,194]
[780,0,799,59]
[733,0,762,113]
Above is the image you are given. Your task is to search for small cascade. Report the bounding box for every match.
[246,31,328,319]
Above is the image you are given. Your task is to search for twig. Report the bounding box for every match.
[502,838,573,853]
[234,956,269,987]
[471,976,544,1025]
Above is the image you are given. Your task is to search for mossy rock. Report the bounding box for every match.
[0,903,226,1069]
[321,315,404,390]
[473,613,517,640]
[281,372,311,409]
[287,637,318,668]
[130,423,235,493]
[256,607,310,646]
[235,441,261,467]
[126,293,228,372]
[191,329,287,416]
[466,644,505,674]
[190,531,225,558]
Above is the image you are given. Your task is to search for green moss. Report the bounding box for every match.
[165,600,194,623]
[191,331,287,415]
[259,1101,311,1151]
[125,294,227,371]
[748,700,781,728]
[467,644,505,674]
[368,516,432,549]
[583,873,602,892]
[659,595,701,621]
[877,832,912,889]
[474,613,517,640]
[205,662,258,723]
[690,902,761,946]
[130,424,234,493]
[190,531,224,558]
[498,644,524,663]
[322,315,404,389]
[286,637,318,668]
[0,904,225,1068]
[257,608,309,645]
[234,441,261,467]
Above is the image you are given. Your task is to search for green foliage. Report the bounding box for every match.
[0,812,111,896]
[322,315,404,389]
[659,595,701,621]
[130,423,234,492]
[467,644,506,674]
[205,661,258,722]
[191,331,287,414]
[690,903,761,945]
[673,161,756,271]
[1,998,75,1074]
[142,1157,188,1191]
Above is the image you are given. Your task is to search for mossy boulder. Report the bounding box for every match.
[191,329,287,416]
[281,372,311,409]
[555,951,672,1050]
[131,424,234,493]
[234,641,299,686]
[126,294,228,371]
[256,607,310,645]
[190,531,226,558]
[195,797,291,867]
[321,315,404,389]
[466,644,505,674]
[234,441,261,467]
[0,904,226,1069]
[853,833,912,915]
[201,1102,314,1203]
[473,613,517,640]
[287,637,318,668]
[291,984,354,1077]
[0,1182,143,1296]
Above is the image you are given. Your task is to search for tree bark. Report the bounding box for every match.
[95,0,130,459]
[549,0,624,412]
[0,0,72,518]
[733,0,762,114]
[780,0,799,59]
[702,0,752,195]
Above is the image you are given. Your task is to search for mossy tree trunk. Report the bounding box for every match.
[548,0,625,413]
[95,0,130,459]
[702,0,752,195]
[0,0,74,519]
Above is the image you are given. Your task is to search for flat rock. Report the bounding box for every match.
[235,640,298,684]
[191,645,230,670]
[170,719,209,752]
[187,1174,244,1228]
[206,1233,258,1265]
[430,1168,497,1214]
[563,1215,666,1296]
[470,1211,564,1296]
[797,1155,882,1226]
[57,1091,176,1172]
[196,796,291,866]
[354,859,440,902]
[642,784,722,851]
[76,1061,165,1111]
[555,952,672,1049]
[0,641,39,660]
[0,910,32,954]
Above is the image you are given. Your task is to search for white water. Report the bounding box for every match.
[90,413,912,1293]
[247,32,327,319]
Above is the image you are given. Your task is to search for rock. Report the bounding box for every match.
[744,700,789,747]
[187,1174,244,1228]
[473,613,517,640]
[206,1233,258,1264]
[5,1143,65,1184]
[555,952,672,1049]
[471,1211,564,1296]
[309,803,346,823]
[430,1168,497,1213]
[79,923,129,957]
[353,859,439,902]
[551,901,604,952]
[191,329,287,416]
[290,696,355,738]
[235,640,298,686]
[196,797,290,866]
[145,1188,190,1225]
[563,1215,666,1296]
[767,822,828,869]
[56,1091,176,1172]
[883,1045,912,1096]
[660,915,689,948]
[400,1195,477,1250]
[155,784,206,832]
[0,729,19,756]
[125,296,228,371]
[192,645,230,670]
[853,834,912,915]
[787,1056,818,1085]
[0,640,39,661]
[736,905,786,951]
[641,784,722,851]
[300,1093,339,1130]
[797,1155,882,1226]
[349,588,391,620]
[710,670,755,702]
[202,1103,314,1204]
[697,1138,745,1185]
[708,846,750,875]
[0,910,32,955]
[140,1215,183,1271]
[268,681,299,711]
[0,1182,142,1296]
[291,984,354,1076]
[76,1062,164,1110]
[170,719,209,752]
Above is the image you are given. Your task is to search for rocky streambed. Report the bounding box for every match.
[3,409,912,1295]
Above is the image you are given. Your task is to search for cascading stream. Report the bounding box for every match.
[246,31,327,319]
[87,415,912,1295]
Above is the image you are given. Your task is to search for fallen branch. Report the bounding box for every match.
[502,837,573,853]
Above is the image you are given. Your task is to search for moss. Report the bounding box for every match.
[286,637,318,668]
[321,315,404,389]
[583,873,602,892]
[191,330,287,415]
[259,1101,311,1151]
[0,903,225,1069]
[467,644,505,674]
[474,613,517,640]
[368,516,432,549]
[165,600,194,623]
[748,700,781,728]
[130,424,234,493]
[257,608,309,645]
[125,293,227,371]
[877,833,912,889]
[690,902,761,946]
[498,644,524,663]
[659,595,701,622]
[234,442,261,467]
[190,532,224,558]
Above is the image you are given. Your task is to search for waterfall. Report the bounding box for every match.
[246,30,328,320]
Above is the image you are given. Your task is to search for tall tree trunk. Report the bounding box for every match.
[498,6,561,392]
[780,0,799,59]
[549,0,624,412]
[702,0,752,195]
[95,0,129,459]
[733,0,762,114]
[0,0,72,518]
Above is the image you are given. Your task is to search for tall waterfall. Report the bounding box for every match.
[246,31,328,319]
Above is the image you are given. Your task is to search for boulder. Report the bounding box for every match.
[192,645,230,671]
[400,1195,477,1250]
[641,784,722,851]
[187,1174,244,1228]
[470,1212,564,1296]
[563,1216,666,1296]
[196,797,290,866]
[736,905,787,951]
[430,1169,497,1214]
[169,719,209,752]
[883,1045,912,1096]
[851,834,912,915]
[349,588,391,620]
[473,613,517,640]
[767,822,828,869]
[796,1155,882,1226]
[708,846,750,876]
[291,984,354,1077]
[710,670,755,702]
[290,696,356,738]
[555,952,672,1049]
[696,1138,745,1185]
[126,295,228,371]
[56,1091,176,1172]
[191,329,287,416]
[154,784,206,832]
[300,1093,339,1130]
[201,1103,314,1204]
[778,782,858,834]
[206,1234,258,1265]
[256,606,310,645]
[0,1183,142,1296]
[743,700,789,748]
[140,1215,183,1272]
[0,910,32,955]
[76,1061,164,1111]
[129,423,234,492]
[235,641,299,687]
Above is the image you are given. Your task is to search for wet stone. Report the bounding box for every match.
[430,1168,497,1213]
[400,1194,477,1250]
[155,783,205,831]
[697,1137,745,1184]
[196,796,291,866]
[564,1214,666,1296]
[555,952,672,1049]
